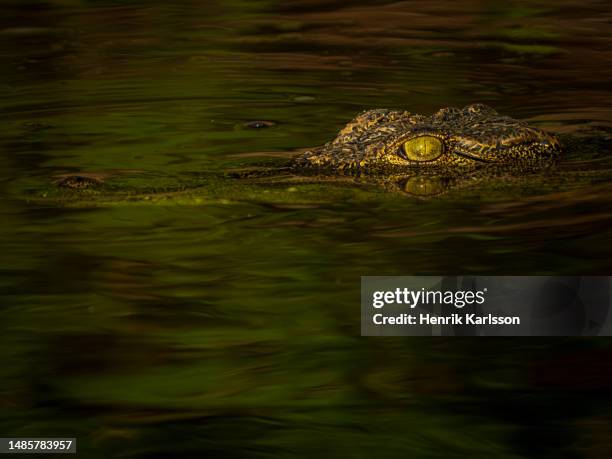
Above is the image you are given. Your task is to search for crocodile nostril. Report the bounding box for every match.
[55,175,104,189]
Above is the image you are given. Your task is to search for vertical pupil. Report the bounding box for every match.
[418,138,427,157]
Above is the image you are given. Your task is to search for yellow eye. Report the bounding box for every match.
[402,136,444,162]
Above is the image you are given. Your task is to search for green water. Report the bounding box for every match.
[2,1,612,457]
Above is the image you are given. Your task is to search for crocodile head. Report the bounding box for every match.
[291,104,561,173]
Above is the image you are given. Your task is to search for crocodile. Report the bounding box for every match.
[54,104,560,190]
[290,103,561,173]
[17,104,612,205]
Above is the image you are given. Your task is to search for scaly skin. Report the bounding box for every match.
[290,104,561,173]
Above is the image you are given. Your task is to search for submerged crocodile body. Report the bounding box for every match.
[20,104,612,205]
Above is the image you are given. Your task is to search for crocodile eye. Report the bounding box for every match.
[402,136,443,162]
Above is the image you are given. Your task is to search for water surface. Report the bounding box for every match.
[2,1,612,457]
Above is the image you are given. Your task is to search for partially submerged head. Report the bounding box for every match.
[292,104,561,173]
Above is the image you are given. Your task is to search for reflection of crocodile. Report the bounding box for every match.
[291,104,561,173]
[18,104,612,204]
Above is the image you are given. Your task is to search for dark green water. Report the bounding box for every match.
[2,1,612,457]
